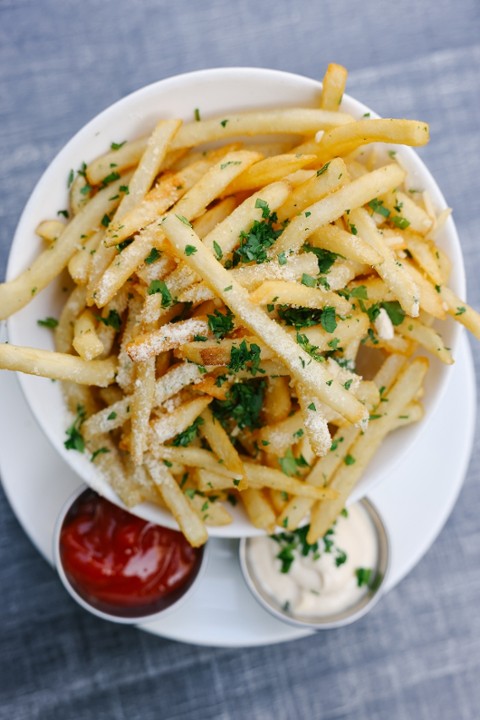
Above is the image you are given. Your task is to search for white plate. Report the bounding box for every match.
[5,67,464,534]
[0,332,475,647]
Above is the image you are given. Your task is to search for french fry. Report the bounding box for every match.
[315,118,430,161]
[274,163,405,256]
[168,108,355,151]
[249,280,351,315]
[0,175,127,319]
[86,136,148,185]
[130,358,156,465]
[199,407,246,487]
[0,344,116,386]
[240,488,276,532]
[275,157,348,223]
[150,395,212,444]
[72,309,104,361]
[35,219,66,243]
[320,63,348,111]
[145,457,208,547]
[224,153,317,195]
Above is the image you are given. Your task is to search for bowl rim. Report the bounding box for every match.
[6,65,465,536]
[238,497,390,629]
[53,484,208,624]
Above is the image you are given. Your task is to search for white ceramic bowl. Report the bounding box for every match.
[6,68,464,537]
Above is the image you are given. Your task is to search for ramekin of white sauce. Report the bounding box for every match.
[239,499,389,629]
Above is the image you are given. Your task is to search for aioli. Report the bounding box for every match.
[247,502,378,618]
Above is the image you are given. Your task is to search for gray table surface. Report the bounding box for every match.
[1,1,479,718]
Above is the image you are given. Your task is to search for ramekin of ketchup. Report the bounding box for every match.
[54,487,207,623]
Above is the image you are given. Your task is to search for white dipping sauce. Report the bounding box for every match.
[247,503,378,618]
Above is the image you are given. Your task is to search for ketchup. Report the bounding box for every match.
[60,490,202,616]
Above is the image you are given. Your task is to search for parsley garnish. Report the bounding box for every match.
[172,417,204,447]
[176,214,192,227]
[234,206,282,264]
[101,171,121,187]
[212,380,266,431]
[91,447,110,462]
[355,567,373,587]
[207,308,234,339]
[185,245,197,256]
[228,340,262,375]
[101,214,111,228]
[278,306,324,329]
[316,162,330,176]
[303,244,338,274]
[321,306,337,333]
[37,317,58,329]
[391,215,410,230]
[213,240,223,261]
[279,448,308,477]
[64,405,86,453]
[368,198,390,218]
[220,119,229,127]
[194,108,201,121]
[147,280,173,307]
[107,411,117,420]
[110,141,126,150]
[97,309,122,331]
[144,247,161,264]
[344,454,356,465]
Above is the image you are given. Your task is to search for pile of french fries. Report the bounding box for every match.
[1,63,479,547]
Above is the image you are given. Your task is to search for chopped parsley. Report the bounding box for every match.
[213,240,223,261]
[278,306,324,329]
[321,306,337,333]
[220,119,229,127]
[64,405,86,453]
[37,317,58,329]
[144,247,161,264]
[67,169,74,187]
[455,306,466,315]
[271,524,347,574]
[211,379,267,431]
[303,244,338,274]
[185,244,197,256]
[228,340,262,375]
[296,332,324,363]
[391,215,410,230]
[101,171,121,187]
[91,447,110,462]
[97,309,122,331]
[172,417,204,447]
[57,209,69,219]
[316,162,330,176]
[368,198,390,218]
[147,279,173,307]
[194,108,201,122]
[110,141,126,150]
[355,567,373,587]
[207,308,234,339]
[344,454,356,466]
[234,202,282,264]
[279,448,308,477]
[107,411,117,420]
[176,214,192,227]
[101,214,111,228]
